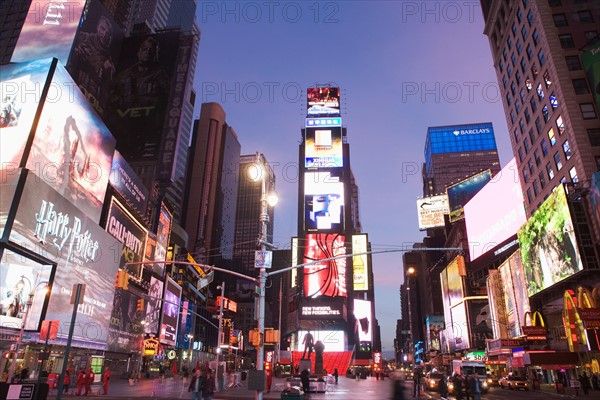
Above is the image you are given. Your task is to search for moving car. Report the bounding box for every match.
[499,375,529,390]
[424,372,446,392]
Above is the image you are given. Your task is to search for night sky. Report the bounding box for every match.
[194,1,513,356]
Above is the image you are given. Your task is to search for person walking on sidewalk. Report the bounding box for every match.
[333,368,339,384]
[188,368,204,400]
[202,369,216,400]
[84,368,95,396]
[76,369,86,396]
[102,366,111,395]
[580,372,591,395]
[63,369,71,394]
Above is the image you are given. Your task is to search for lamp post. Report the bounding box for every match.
[7,276,48,383]
[406,267,415,366]
[215,282,225,392]
[187,334,194,371]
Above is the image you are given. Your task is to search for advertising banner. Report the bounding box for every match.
[486,270,509,339]
[449,302,469,351]
[518,185,584,296]
[304,126,343,168]
[351,234,369,291]
[353,299,373,342]
[144,276,163,336]
[303,233,347,298]
[67,0,125,116]
[465,158,526,260]
[425,315,444,352]
[105,197,148,278]
[108,151,149,217]
[0,249,54,331]
[590,171,600,233]
[304,171,345,232]
[107,289,143,353]
[582,43,600,113]
[466,298,493,350]
[300,297,345,320]
[307,87,340,116]
[446,257,464,308]
[154,204,172,275]
[447,170,492,223]
[9,171,122,344]
[107,32,180,162]
[297,329,345,352]
[159,276,181,346]
[416,194,449,230]
[11,0,87,64]
[25,62,116,224]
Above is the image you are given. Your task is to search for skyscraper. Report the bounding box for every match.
[0,0,31,64]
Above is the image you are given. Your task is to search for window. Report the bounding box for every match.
[536,117,543,134]
[499,59,504,72]
[565,56,582,71]
[588,128,600,146]
[524,136,531,153]
[562,140,572,160]
[539,171,546,188]
[518,147,525,162]
[513,128,520,143]
[596,157,600,170]
[516,39,522,54]
[530,97,538,112]
[519,119,526,134]
[502,75,508,88]
[516,99,522,114]
[553,13,568,27]
[517,8,523,23]
[569,167,578,183]
[543,71,552,88]
[511,53,518,67]
[559,34,575,48]
[572,79,589,95]
[522,167,530,183]
[554,152,563,170]
[548,0,561,6]
[527,188,533,204]
[516,69,522,84]
[546,163,555,180]
[525,107,531,123]
[534,149,542,166]
[527,9,535,26]
[538,49,545,66]
[507,36,513,50]
[585,31,599,42]
[531,63,539,76]
[533,179,540,196]
[510,109,516,124]
[532,30,540,46]
[526,44,533,60]
[521,25,528,40]
[511,82,517,96]
[548,128,556,146]
[522,0,529,6]
[503,48,508,61]
[537,84,544,100]
[526,79,533,91]
[543,105,551,122]
[508,64,513,77]
[577,10,594,23]
[580,103,598,119]
[529,127,536,143]
[550,94,558,109]
[556,115,565,134]
[541,138,549,156]
[528,159,535,175]
[506,93,513,106]
[520,57,527,73]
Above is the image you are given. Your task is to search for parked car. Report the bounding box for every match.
[499,375,529,390]
[424,372,446,392]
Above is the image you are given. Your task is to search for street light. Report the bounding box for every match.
[215,283,225,392]
[406,267,415,366]
[187,334,194,370]
[7,276,49,382]
[248,153,277,400]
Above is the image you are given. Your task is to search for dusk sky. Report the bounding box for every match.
[193,1,514,355]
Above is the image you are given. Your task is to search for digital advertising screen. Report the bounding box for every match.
[517,185,584,297]
[0,249,54,331]
[307,87,340,116]
[465,158,526,260]
[67,0,125,116]
[304,126,343,168]
[582,42,600,112]
[425,315,444,352]
[305,117,342,128]
[108,150,149,217]
[499,251,531,337]
[155,205,172,274]
[300,298,345,320]
[304,171,345,232]
[466,298,493,350]
[25,62,116,224]
[447,170,492,223]
[0,59,54,170]
[353,299,373,342]
[303,233,347,298]
[107,288,143,353]
[144,276,163,336]
[11,0,87,64]
[8,171,122,344]
[449,302,469,351]
[352,234,369,291]
[106,197,148,278]
[297,329,345,352]
[107,31,180,162]
[445,257,464,308]
[159,276,181,346]
[416,194,449,230]
[590,171,600,232]
[486,270,508,339]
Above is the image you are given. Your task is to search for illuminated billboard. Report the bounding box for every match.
[155,205,172,275]
[304,171,345,231]
[447,170,492,222]
[307,87,340,116]
[160,276,182,346]
[106,197,148,278]
[9,171,122,344]
[445,257,464,308]
[518,185,584,296]
[305,126,343,168]
[352,234,369,291]
[107,289,143,353]
[297,329,345,352]
[25,62,116,224]
[591,171,600,232]
[144,276,163,336]
[582,42,600,112]
[465,158,526,260]
[300,298,345,320]
[0,249,54,331]
[0,59,55,170]
[305,117,342,127]
[449,302,469,351]
[467,298,493,350]
[486,270,509,339]
[425,315,444,352]
[11,0,87,64]
[108,150,149,217]
[353,299,373,342]
[416,195,449,230]
[498,251,530,337]
[303,233,347,298]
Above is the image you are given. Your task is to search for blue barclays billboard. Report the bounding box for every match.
[425,122,497,157]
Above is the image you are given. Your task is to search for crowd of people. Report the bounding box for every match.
[187,367,217,400]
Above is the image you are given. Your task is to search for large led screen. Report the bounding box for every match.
[445,257,464,308]
[0,59,54,170]
[498,251,531,337]
[11,0,87,64]
[300,298,345,320]
[109,150,149,217]
[426,315,444,352]
[582,42,600,113]
[517,185,584,296]
[25,62,116,224]
[297,329,345,352]
[155,205,172,275]
[416,194,449,230]
[307,87,340,116]
[449,302,469,351]
[304,171,344,231]
[486,270,509,339]
[107,289,143,353]
[9,171,122,344]
[352,234,369,291]
[465,158,526,260]
[353,299,373,342]
[467,298,493,350]
[1,249,54,331]
[590,171,600,232]
[159,276,181,346]
[305,126,343,168]
[447,170,492,223]
[106,197,147,278]
[144,276,163,336]
[303,234,347,298]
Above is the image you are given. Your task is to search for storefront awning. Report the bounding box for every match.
[525,352,579,369]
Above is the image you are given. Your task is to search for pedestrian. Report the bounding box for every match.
[76,369,86,396]
[202,369,216,400]
[266,368,273,393]
[63,369,71,394]
[592,373,599,390]
[84,367,95,396]
[188,368,204,400]
[469,373,481,400]
[438,373,448,400]
[412,372,421,397]
[333,368,339,384]
[301,368,310,394]
[102,366,111,395]
[580,372,591,395]
[452,374,463,400]
[464,374,472,400]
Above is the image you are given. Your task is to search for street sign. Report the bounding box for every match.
[254,250,272,269]
[197,271,214,290]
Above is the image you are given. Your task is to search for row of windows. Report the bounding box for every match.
[552,10,595,27]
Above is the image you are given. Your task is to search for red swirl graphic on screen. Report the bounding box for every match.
[303,233,347,298]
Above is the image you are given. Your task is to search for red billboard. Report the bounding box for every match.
[303,233,347,298]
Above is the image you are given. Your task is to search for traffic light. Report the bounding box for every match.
[137,299,144,312]
[115,270,129,290]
